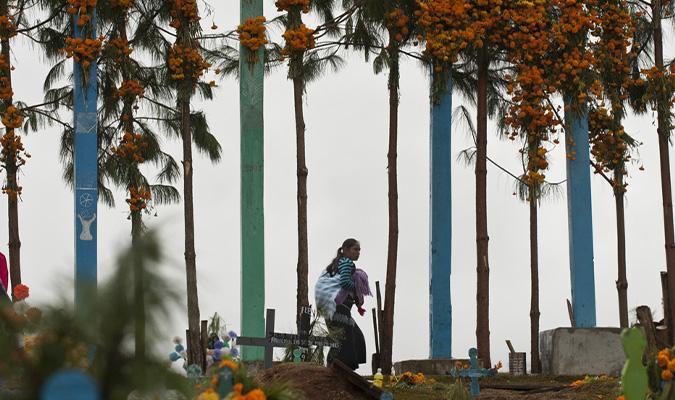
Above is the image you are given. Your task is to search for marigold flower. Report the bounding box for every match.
[219,359,239,373]
[13,284,29,300]
[196,388,219,400]
[245,389,266,400]
[663,369,673,381]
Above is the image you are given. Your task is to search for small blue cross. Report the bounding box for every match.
[451,348,496,396]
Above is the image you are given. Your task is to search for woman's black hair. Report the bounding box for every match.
[326,238,359,276]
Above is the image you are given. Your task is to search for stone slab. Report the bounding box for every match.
[539,328,625,376]
[394,359,472,376]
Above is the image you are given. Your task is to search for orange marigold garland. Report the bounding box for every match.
[275,0,310,13]
[65,36,104,70]
[67,0,97,27]
[415,0,472,69]
[126,185,152,213]
[111,0,133,10]
[586,0,642,189]
[104,37,133,63]
[113,132,148,164]
[589,106,630,190]
[169,0,200,29]
[238,16,268,62]
[0,47,28,199]
[0,55,12,101]
[641,66,675,113]
[548,0,599,104]
[502,0,561,188]
[281,24,315,55]
[168,43,211,83]
[0,15,17,40]
[385,8,410,43]
[115,79,145,102]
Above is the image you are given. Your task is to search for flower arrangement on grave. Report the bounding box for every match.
[194,358,299,400]
[397,371,427,386]
[1,284,42,331]
[569,374,612,388]
[0,233,197,399]
[169,313,241,373]
[205,312,240,366]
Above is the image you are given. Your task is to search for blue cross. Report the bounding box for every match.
[451,348,496,396]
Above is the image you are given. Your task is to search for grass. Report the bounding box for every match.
[376,373,622,400]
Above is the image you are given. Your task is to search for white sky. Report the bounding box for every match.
[2,2,674,374]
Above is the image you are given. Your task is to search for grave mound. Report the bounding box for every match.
[257,363,372,400]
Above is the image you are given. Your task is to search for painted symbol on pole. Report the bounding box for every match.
[78,213,96,241]
[79,193,94,209]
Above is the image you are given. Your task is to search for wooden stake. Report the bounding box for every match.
[636,305,657,356]
[376,281,384,349]
[662,272,672,344]
[372,308,380,354]
[566,299,575,327]
[201,320,208,372]
[186,329,192,365]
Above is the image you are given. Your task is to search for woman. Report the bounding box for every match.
[0,251,8,303]
[320,238,367,370]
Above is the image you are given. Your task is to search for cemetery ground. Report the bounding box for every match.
[256,362,621,400]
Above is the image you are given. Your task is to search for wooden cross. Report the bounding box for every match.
[451,348,496,396]
[236,308,340,369]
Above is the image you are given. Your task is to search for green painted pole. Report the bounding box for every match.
[240,0,265,361]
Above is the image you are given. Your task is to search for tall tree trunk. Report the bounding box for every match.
[381,40,400,375]
[652,0,675,345]
[117,19,146,358]
[181,97,202,367]
[614,179,628,328]
[293,76,310,331]
[131,212,145,359]
[6,167,19,300]
[529,193,541,373]
[0,1,20,299]
[475,51,491,368]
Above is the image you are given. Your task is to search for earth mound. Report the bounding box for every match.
[258,363,372,400]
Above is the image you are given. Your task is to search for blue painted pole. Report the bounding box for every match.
[564,98,596,327]
[429,71,452,358]
[73,13,98,310]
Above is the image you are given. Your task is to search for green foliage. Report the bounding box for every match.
[620,327,649,400]
[446,380,472,400]
[0,231,193,400]
[194,361,303,400]
[281,309,342,364]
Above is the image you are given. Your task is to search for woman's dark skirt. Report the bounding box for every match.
[326,301,366,370]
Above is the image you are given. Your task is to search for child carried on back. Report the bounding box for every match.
[314,239,372,320]
[333,257,372,316]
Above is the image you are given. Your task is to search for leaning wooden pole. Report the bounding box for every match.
[72,7,98,311]
[240,0,266,361]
